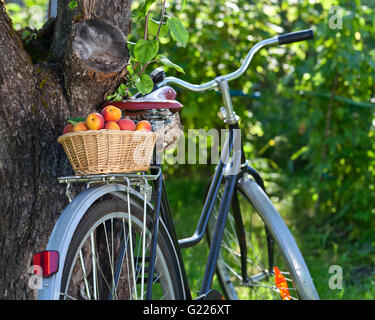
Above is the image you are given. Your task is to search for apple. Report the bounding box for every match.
[101,105,122,122]
[118,118,136,131]
[73,122,88,132]
[86,113,104,130]
[104,121,120,130]
[135,120,152,131]
[63,123,73,134]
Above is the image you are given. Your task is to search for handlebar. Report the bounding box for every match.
[278,28,313,45]
[157,28,314,92]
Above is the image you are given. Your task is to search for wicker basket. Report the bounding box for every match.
[58,130,156,175]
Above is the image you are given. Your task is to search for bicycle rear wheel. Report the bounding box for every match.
[60,198,185,300]
[207,175,319,300]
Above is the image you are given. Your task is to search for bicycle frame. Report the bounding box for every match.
[152,31,315,297]
[149,41,274,298]
[152,122,258,298]
[152,38,275,297]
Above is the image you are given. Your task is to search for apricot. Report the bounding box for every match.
[73,122,88,132]
[101,105,122,122]
[86,113,104,130]
[135,120,152,131]
[104,121,120,130]
[118,118,136,131]
[63,123,73,134]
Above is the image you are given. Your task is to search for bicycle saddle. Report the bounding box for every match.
[103,86,183,113]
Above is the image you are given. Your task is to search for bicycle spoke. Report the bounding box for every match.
[160,290,169,300]
[152,261,161,285]
[126,200,138,300]
[61,197,182,300]
[79,249,91,300]
[220,220,264,275]
[220,240,261,272]
[90,233,99,300]
[102,221,117,299]
[140,192,147,299]
[111,218,115,297]
[122,218,132,299]
[220,242,242,265]
[222,260,242,281]
[208,184,307,300]
[60,293,77,300]
[85,231,117,299]
[112,223,130,299]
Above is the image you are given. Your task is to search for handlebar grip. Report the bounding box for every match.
[278,29,313,45]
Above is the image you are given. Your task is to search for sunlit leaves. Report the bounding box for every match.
[137,0,157,20]
[148,18,169,37]
[134,39,159,64]
[157,55,185,73]
[135,73,154,95]
[167,16,189,47]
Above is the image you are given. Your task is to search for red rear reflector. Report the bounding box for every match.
[33,251,59,277]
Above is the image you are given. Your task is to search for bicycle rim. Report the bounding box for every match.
[60,199,184,300]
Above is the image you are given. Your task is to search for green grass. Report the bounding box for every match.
[163,169,375,300]
[293,222,375,300]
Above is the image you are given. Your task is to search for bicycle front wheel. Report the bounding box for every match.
[207,175,319,300]
[60,198,185,300]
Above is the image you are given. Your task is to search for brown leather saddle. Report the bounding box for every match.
[103,86,183,116]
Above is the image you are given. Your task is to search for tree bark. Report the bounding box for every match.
[0,0,132,299]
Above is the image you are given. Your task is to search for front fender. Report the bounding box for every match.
[37,183,153,300]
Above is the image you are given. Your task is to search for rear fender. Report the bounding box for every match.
[37,183,153,300]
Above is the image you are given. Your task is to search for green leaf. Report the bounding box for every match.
[68,1,78,10]
[137,0,157,20]
[126,64,134,75]
[148,18,169,37]
[68,116,85,125]
[131,74,140,83]
[134,39,159,64]
[128,86,138,97]
[113,95,123,102]
[135,74,154,95]
[157,55,185,73]
[106,94,115,101]
[167,16,189,46]
[117,83,127,96]
[106,94,122,102]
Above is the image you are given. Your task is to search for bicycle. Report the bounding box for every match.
[34,29,320,300]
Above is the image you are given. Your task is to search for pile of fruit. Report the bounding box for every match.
[62,105,152,134]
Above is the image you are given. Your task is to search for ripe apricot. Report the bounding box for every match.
[135,120,152,131]
[86,113,104,130]
[73,122,88,132]
[104,121,120,130]
[101,105,122,122]
[118,119,136,131]
[63,124,73,134]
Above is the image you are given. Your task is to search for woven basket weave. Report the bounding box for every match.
[58,130,156,175]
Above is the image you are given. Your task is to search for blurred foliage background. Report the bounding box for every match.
[4,0,48,30]
[5,0,375,299]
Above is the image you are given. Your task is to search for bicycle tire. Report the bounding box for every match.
[206,175,319,300]
[59,197,185,300]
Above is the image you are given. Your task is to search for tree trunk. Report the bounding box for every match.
[0,0,132,299]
